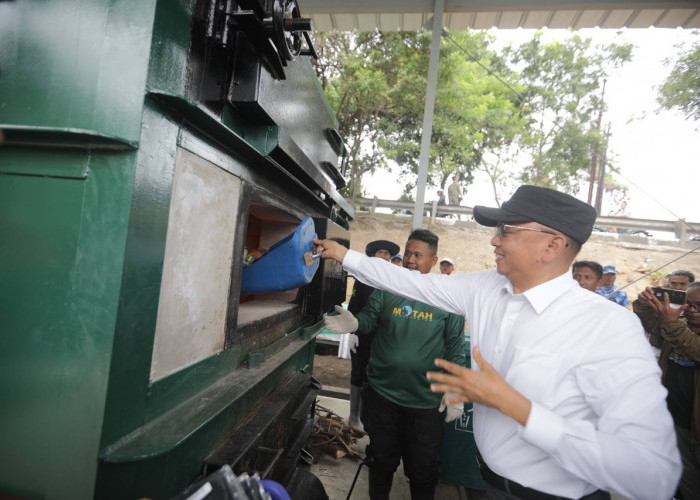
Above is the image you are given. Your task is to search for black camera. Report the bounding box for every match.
[652,287,687,305]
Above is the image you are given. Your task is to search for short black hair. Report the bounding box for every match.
[567,238,582,256]
[572,260,603,279]
[407,229,439,255]
[670,270,695,283]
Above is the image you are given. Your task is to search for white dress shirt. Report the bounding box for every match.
[343,250,681,500]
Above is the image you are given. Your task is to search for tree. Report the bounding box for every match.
[385,31,527,193]
[658,39,700,121]
[312,31,411,199]
[312,30,527,198]
[505,31,632,194]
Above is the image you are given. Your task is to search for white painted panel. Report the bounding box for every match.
[685,11,700,28]
[357,13,377,31]
[151,149,241,381]
[575,9,605,28]
[447,11,473,29]
[334,13,356,30]
[549,10,578,28]
[629,9,665,28]
[522,10,551,29]
[311,13,333,31]
[601,9,634,28]
[657,8,697,27]
[498,10,522,29]
[403,12,425,30]
[380,12,401,31]
[473,11,498,29]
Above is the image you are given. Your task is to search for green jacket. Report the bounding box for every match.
[356,289,466,409]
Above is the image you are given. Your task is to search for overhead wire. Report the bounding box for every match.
[441,28,700,286]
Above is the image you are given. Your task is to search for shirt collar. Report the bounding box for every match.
[518,271,577,315]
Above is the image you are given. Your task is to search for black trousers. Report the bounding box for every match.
[361,386,444,500]
[350,336,372,386]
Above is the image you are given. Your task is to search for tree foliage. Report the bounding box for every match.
[312,30,526,198]
[313,29,632,202]
[658,38,700,121]
[389,31,527,195]
[504,31,632,194]
[312,31,407,199]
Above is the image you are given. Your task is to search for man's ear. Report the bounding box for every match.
[542,235,569,263]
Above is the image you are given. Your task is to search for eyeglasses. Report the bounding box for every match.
[496,223,558,239]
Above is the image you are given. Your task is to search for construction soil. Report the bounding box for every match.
[312,212,700,390]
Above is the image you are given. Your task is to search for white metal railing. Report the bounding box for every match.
[353,196,700,246]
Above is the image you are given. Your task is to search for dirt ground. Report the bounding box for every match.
[343,212,700,301]
[312,212,700,389]
[313,351,352,389]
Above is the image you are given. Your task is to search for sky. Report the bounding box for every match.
[363,27,700,224]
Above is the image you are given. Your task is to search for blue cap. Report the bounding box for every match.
[392,254,402,260]
[602,265,617,275]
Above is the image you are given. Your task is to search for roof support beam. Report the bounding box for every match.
[413,0,445,230]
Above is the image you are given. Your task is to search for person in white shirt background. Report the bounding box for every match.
[315,185,681,500]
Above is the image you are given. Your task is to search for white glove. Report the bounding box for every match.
[439,394,464,423]
[324,305,359,334]
[347,333,360,354]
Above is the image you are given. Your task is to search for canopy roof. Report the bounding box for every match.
[303,1,700,31]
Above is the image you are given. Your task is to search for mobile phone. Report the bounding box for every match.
[652,287,687,305]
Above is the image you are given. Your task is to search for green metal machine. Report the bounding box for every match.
[0,1,352,498]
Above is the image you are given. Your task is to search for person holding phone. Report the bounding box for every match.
[634,283,700,498]
[637,270,696,351]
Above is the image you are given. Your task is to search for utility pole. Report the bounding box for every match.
[594,122,611,214]
[587,79,606,205]
[412,0,444,230]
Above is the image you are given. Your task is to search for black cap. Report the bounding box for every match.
[473,185,597,245]
[365,240,400,257]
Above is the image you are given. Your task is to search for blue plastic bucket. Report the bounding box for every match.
[241,217,320,295]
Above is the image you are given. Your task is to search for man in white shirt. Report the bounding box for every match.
[315,185,681,500]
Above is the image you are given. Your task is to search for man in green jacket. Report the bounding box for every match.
[325,229,466,500]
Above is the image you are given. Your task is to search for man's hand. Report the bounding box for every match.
[347,333,359,354]
[324,305,359,334]
[439,393,463,423]
[638,286,686,323]
[427,346,532,426]
[313,239,349,263]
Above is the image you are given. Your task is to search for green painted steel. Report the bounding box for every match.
[0,1,157,145]
[0,148,138,498]
[0,0,348,498]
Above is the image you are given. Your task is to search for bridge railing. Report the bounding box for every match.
[353,196,700,247]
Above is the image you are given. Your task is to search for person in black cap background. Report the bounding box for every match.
[314,185,681,500]
[346,239,400,430]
